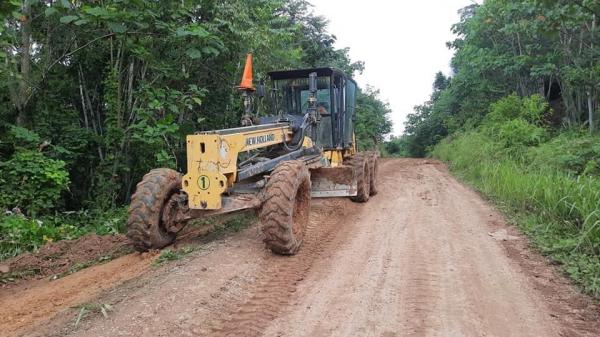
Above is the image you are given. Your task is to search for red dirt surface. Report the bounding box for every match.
[0,251,158,337]
[1,159,599,337]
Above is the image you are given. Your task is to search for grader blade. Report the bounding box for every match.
[310,167,357,198]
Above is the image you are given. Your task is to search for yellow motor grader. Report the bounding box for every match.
[126,55,378,255]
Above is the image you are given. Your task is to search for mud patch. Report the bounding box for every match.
[311,166,354,185]
[1,234,131,284]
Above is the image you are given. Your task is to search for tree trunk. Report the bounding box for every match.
[588,91,594,133]
[590,14,596,134]
[16,0,32,126]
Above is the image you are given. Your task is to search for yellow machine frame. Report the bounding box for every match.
[182,123,359,210]
[183,123,295,209]
[322,134,357,167]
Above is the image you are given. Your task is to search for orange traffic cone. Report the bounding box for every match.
[238,53,255,91]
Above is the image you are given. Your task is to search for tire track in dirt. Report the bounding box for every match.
[262,159,600,337]
[209,198,359,336]
[261,159,414,336]
[397,211,442,335]
[34,196,360,337]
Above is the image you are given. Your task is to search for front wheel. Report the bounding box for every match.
[259,160,311,255]
[126,168,181,252]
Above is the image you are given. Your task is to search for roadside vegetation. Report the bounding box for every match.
[433,95,600,296]
[0,1,391,260]
[388,0,600,296]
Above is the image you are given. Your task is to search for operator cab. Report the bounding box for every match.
[264,68,357,150]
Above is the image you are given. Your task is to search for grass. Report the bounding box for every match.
[72,302,114,327]
[433,131,600,297]
[154,246,199,266]
[0,268,39,284]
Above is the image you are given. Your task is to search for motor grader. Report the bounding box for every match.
[126,54,378,255]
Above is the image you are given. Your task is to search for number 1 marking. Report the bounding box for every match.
[199,175,210,190]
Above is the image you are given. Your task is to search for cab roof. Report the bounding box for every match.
[267,67,356,85]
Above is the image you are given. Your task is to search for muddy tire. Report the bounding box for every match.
[369,155,379,196]
[126,168,181,252]
[260,160,311,255]
[350,155,370,203]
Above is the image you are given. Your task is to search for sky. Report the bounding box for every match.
[310,0,479,135]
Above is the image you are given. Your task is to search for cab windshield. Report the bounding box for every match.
[274,77,331,115]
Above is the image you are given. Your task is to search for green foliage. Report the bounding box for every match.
[382,136,411,157]
[7,125,41,148]
[528,131,600,176]
[0,150,69,215]
[480,95,551,150]
[399,72,452,157]
[495,119,547,148]
[0,215,58,260]
[485,94,550,126]
[0,0,390,257]
[0,208,126,261]
[355,87,393,150]
[402,0,600,156]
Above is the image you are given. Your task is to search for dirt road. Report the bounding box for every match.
[3,159,599,337]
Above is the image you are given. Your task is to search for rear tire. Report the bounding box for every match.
[126,168,180,252]
[260,160,311,255]
[369,155,379,196]
[350,155,370,203]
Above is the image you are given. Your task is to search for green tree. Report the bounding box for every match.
[401,0,600,156]
[0,0,391,218]
[355,86,393,150]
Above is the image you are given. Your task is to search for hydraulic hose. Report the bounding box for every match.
[283,113,311,152]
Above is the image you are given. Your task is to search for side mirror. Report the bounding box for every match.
[308,72,317,93]
[257,82,265,98]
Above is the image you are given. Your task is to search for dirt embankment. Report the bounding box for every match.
[1,234,130,282]
[1,159,599,337]
[0,233,156,337]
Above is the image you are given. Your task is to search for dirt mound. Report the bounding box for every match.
[2,234,130,281]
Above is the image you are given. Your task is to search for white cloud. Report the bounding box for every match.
[310,0,478,135]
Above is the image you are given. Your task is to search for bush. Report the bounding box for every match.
[0,208,126,261]
[0,150,70,215]
[527,131,600,176]
[486,94,550,125]
[383,136,411,157]
[497,119,547,148]
[0,214,59,260]
[480,95,550,151]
